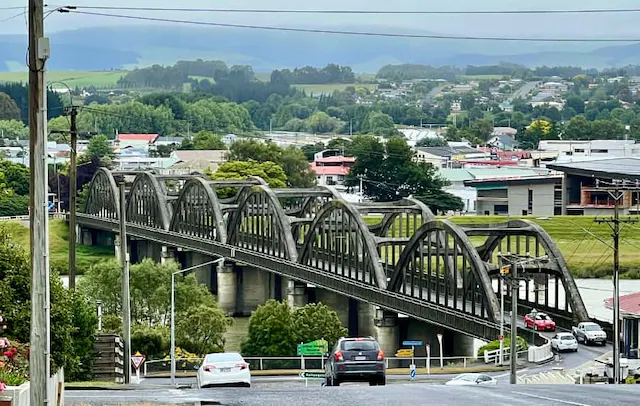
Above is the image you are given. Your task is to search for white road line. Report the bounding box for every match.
[494,368,529,378]
[512,391,591,406]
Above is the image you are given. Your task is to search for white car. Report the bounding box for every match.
[445,373,497,386]
[196,352,251,388]
[551,332,578,352]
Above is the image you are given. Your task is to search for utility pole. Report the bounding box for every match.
[29,0,50,405]
[594,179,640,385]
[68,105,78,290]
[349,119,353,137]
[498,252,549,385]
[118,181,132,384]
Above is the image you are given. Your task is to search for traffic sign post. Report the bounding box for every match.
[297,339,328,356]
[395,348,414,357]
[299,371,324,387]
[402,340,423,347]
[409,364,416,381]
[131,352,145,383]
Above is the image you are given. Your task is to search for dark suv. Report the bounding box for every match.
[325,337,386,386]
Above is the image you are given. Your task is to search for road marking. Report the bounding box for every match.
[512,391,591,406]
[494,368,529,378]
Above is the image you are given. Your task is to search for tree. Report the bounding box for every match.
[192,130,226,150]
[519,119,558,150]
[416,137,447,147]
[306,111,342,133]
[469,119,494,143]
[293,303,347,348]
[0,93,20,121]
[0,160,29,195]
[417,190,465,214]
[241,300,296,357]
[212,160,287,188]
[176,304,232,356]
[563,115,592,140]
[0,120,28,139]
[279,146,316,188]
[87,135,114,159]
[364,112,397,137]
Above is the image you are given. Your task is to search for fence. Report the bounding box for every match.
[0,368,64,406]
[0,214,66,222]
[142,355,485,377]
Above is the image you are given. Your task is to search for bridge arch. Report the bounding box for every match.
[84,168,120,219]
[389,219,501,323]
[298,200,387,289]
[169,177,227,243]
[126,172,171,230]
[227,185,298,261]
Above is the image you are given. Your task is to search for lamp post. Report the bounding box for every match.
[171,257,225,386]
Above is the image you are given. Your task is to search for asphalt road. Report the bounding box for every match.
[507,81,540,102]
[67,383,640,405]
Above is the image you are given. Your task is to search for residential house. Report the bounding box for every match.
[167,150,228,174]
[538,140,640,158]
[116,133,159,151]
[492,127,518,138]
[310,154,356,189]
[487,134,520,151]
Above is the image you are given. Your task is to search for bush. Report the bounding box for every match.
[132,325,169,360]
[0,195,28,217]
[477,336,528,357]
[66,293,99,381]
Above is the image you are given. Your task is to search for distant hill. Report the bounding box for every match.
[1,25,638,72]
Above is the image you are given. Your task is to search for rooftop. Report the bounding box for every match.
[314,156,356,164]
[117,133,159,143]
[605,292,640,317]
[465,174,563,188]
[546,157,640,181]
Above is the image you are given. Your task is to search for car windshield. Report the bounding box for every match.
[536,314,550,320]
[559,334,574,340]
[453,374,478,381]
[585,325,602,331]
[205,353,243,363]
[341,340,378,351]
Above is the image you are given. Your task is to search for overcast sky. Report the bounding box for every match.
[2,0,640,39]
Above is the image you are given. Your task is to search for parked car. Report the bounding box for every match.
[325,337,386,386]
[550,332,578,352]
[572,322,607,346]
[524,312,556,331]
[196,352,251,388]
[445,373,497,386]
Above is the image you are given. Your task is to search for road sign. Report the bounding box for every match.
[395,348,414,357]
[402,340,423,347]
[500,266,510,276]
[131,352,145,371]
[297,339,328,356]
[299,371,325,379]
[409,364,416,381]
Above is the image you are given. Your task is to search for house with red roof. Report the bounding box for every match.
[310,154,356,189]
[116,133,159,150]
[605,292,640,359]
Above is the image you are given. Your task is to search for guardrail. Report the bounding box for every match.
[0,213,66,221]
[142,355,486,377]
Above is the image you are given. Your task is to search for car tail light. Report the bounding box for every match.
[355,338,364,341]
[334,350,344,361]
[236,363,248,370]
[203,365,215,372]
[377,350,384,361]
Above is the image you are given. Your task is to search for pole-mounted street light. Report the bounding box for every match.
[170,257,225,386]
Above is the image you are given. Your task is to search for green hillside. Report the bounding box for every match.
[0,70,127,88]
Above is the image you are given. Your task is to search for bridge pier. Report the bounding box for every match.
[184,252,216,290]
[314,289,349,328]
[217,262,237,316]
[287,280,307,308]
[237,266,270,315]
[401,320,475,359]
[80,227,94,246]
[161,246,176,265]
[373,310,399,359]
[268,273,285,302]
[358,302,375,337]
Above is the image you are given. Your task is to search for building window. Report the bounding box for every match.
[528,189,533,215]
[592,149,608,153]
[574,148,585,153]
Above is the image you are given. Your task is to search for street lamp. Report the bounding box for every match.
[170,257,225,386]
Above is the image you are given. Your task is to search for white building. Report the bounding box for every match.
[538,140,640,158]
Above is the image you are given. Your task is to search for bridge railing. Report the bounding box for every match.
[142,355,494,377]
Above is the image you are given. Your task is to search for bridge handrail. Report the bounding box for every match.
[0,213,66,221]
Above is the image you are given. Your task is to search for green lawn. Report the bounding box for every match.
[0,70,127,88]
[4,219,114,275]
[293,83,377,94]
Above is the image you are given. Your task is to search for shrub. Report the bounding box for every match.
[477,336,528,357]
[132,325,169,360]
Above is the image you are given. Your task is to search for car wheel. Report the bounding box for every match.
[369,380,377,386]
[378,377,386,386]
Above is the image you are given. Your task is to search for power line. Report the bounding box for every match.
[0,10,27,23]
[0,6,28,10]
[59,10,640,43]
[59,5,640,15]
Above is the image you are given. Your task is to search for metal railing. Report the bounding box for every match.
[142,355,487,377]
[0,213,66,221]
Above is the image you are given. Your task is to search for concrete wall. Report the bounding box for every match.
[238,266,270,315]
[315,289,350,328]
[508,183,556,216]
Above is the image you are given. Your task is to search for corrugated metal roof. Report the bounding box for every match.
[547,157,640,180]
[467,167,539,179]
[438,168,474,182]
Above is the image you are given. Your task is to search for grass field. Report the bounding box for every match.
[0,70,127,88]
[364,215,640,279]
[293,83,377,94]
[3,219,114,275]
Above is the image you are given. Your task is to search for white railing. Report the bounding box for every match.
[527,340,553,363]
[0,214,66,222]
[142,355,483,377]
[0,368,64,406]
[483,349,530,365]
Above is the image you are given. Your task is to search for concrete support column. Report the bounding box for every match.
[241,266,269,315]
[217,263,237,316]
[533,274,546,305]
[80,228,93,246]
[373,309,399,358]
[287,280,306,308]
[161,246,176,264]
[358,302,375,337]
[188,252,213,289]
[315,289,349,327]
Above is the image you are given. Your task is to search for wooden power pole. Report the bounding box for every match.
[594,179,640,384]
[28,0,50,404]
[68,106,78,290]
[118,181,132,384]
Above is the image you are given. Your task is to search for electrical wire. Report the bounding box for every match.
[0,6,27,10]
[0,10,26,23]
[60,10,640,43]
[59,5,640,15]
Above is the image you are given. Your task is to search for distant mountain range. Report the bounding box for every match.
[1,25,640,73]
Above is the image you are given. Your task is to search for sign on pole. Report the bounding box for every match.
[131,351,145,371]
[299,371,325,379]
[395,348,414,357]
[297,339,329,356]
[409,364,416,381]
[402,340,423,347]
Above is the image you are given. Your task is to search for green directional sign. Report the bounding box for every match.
[299,371,325,379]
[297,339,328,356]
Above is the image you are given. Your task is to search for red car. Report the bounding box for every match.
[524,312,556,331]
